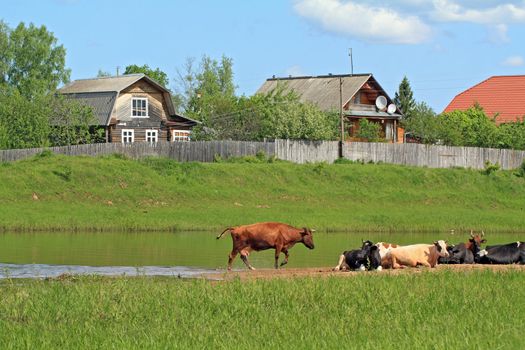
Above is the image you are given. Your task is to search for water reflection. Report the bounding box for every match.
[0,263,220,279]
[0,231,523,276]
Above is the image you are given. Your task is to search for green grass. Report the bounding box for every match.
[1,270,524,349]
[1,153,525,232]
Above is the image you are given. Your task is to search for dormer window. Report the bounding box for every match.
[132,97,148,117]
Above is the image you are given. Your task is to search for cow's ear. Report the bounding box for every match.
[301,228,308,236]
[481,239,487,243]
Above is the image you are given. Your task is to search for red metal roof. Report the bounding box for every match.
[443,75,525,124]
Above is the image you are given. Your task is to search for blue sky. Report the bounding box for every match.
[3,0,525,112]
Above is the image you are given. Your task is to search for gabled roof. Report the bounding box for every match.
[59,74,197,126]
[443,75,525,124]
[257,74,372,111]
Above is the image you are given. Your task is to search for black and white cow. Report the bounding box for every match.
[438,232,486,264]
[333,240,382,271]
[476,241,525,264]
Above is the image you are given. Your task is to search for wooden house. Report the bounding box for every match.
[444,75,525,124]
[59,74,199,143]
[257,74,404,143]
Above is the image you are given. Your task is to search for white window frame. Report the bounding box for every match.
[131,97,148,118]
[122,129,134,143]
[145,129,158,144]
[172,129,191,142]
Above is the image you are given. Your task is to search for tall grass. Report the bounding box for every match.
[1,270,524,349]
[1,153,525,232]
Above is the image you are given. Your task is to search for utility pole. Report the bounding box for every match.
[339,76,344,158]
[349,48,353,76]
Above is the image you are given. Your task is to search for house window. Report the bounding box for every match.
[122,129,134,143]
[172,130,191,142]
[131,97,148,117]
[352,92,361,104]
[146,129,158,143]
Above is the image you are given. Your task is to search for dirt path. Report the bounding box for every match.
[205,264,525,281]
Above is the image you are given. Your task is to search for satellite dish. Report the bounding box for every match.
[387,104,397,114]
[375,96,387,111]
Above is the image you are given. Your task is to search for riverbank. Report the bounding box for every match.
[1,267,524,349]
[1,153,524,232]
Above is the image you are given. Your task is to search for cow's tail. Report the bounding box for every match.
[216,227,233,240]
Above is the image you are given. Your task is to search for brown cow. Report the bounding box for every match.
[216,222,315,271]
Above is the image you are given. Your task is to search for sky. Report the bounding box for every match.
[3,0,525,112]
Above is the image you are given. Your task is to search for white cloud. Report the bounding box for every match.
[488,24,510,43]
[432,0,525,24]
[502,55,524,67]
[293,0,432,44]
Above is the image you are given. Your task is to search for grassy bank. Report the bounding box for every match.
[1,153,525,232]
[1,270,524,349]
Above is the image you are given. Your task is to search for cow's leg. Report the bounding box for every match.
[274,247,283,269]
[227,250,238,271]
[240,249,255,270]
[333,254,345,271]
[419,261,432,268]
[279,248,290,267]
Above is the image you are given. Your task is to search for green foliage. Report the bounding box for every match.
[0,88,50,149]
[394,76,416,119]
[497,120,525,149]
[356,119,382,142]
[0,89,97,149]
[35,149,54,158]
[481,161,500,175]
[124,64,169,88]
[0,21,70,99]
[173,56,338,141]
[402,101,439,143]
[224,86,338,141]
[514,160,525,178]
[48,95,97,146]
[404,105,525,150]
[437,105,498,147]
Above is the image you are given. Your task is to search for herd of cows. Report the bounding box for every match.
[216,222,525,271]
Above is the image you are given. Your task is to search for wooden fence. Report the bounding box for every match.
[0,141,275,163]
[1,140,524,170]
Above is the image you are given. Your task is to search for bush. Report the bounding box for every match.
[514,160,525,178]
[481,161,500,175]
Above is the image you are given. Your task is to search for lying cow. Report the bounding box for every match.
[333,240,382,272]
[216,222,315,270]
[476,241,525,264]
[375,242,403,268]
[438,231,486,264]
[388,240,449,269]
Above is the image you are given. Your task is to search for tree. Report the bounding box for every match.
[356,119,382,142]
[394,76,416,120]
[402,101,440,144]
[123,64,169,87]
[436,105,498,147]
[97,69,111,77]
[179,55,238,140]
[226,87,338,141]
[0,88,51,149]
[497,121,525,150]
[172,55,339,141]
[0,21,70,99]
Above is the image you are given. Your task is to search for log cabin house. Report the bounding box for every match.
[257,74,404,143]
[59,74,199,143]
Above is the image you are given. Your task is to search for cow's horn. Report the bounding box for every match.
[481,230,485,237]
[470,230,474,238]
